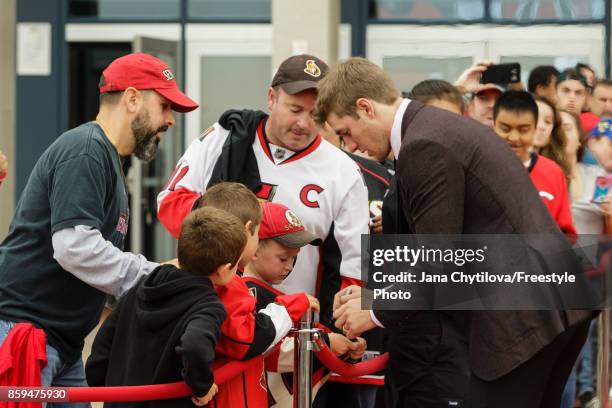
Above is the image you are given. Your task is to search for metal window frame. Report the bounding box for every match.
[64,0,272,23]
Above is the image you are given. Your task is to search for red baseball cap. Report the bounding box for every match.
[99,53,198,113]
[259,202,322,248]
[580,111,600,134]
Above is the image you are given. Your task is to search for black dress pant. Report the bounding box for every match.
[389,312,470,408]
[465,318,592,408]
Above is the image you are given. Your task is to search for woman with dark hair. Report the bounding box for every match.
[533,96,572,182]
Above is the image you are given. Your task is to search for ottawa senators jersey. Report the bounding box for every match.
[157,117,369,301]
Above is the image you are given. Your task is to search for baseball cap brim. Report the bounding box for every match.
[475,83,505,95]
[273,230,323,248]
[280,80,320,95]
[156,87,199,113]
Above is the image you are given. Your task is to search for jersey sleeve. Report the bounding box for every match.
[335,167,370,286]
[216,276,293,361]
[156,124,229,238]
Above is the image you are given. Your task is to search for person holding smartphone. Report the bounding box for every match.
[454,61,521,128]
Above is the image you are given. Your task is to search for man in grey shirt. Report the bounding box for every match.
[0,53,197,405]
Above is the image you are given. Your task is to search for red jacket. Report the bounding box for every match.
[528,154,576,237]
[0,323,47,408]
[211,275,309,408]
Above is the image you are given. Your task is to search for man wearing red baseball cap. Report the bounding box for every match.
[0,52,197,400]
[97,52,198,162]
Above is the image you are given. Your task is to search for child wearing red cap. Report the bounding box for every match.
[243,201,367,407]
[194,183,319,408]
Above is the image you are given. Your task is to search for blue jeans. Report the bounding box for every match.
[577,320,596,396]
[0,320,91,408]
[560,364,577,408]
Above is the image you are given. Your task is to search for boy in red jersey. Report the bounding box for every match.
[493,90,576,236]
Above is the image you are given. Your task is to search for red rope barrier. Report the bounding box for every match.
[312,336,388,377]
[69,358,261,402]
[2,332,389,402]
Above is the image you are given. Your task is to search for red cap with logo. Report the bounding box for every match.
[259,202,322,248]
[99,52,198,113]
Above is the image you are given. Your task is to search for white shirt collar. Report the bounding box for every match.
[391,98,411,160]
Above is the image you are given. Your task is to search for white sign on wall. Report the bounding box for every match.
[17,22,52,76]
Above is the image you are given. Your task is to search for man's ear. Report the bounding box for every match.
[267,87,277,111]
[356,98,375,119]
[122,87,142,114]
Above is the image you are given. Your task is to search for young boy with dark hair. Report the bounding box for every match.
[85,206,248,407]
[198,182,320,408]
[243,201,367,407]
[493,90,576,236]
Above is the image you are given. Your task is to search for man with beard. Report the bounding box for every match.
[0,53,197,401]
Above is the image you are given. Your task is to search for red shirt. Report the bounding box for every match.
[528,154,576,237]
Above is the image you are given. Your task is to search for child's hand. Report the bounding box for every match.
[306,294,320,312]
[328,333,367,358]
[191,383,218,407]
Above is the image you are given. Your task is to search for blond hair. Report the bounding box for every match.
[314,57,401,124]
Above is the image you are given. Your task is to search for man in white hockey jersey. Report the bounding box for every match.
[157,54,369,327]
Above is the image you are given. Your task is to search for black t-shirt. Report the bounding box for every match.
[0,122,129,364]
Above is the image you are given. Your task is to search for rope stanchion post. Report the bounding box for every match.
[293,310,318,408]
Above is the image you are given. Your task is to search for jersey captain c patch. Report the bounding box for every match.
[300,184,324,208]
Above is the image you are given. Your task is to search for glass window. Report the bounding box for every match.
[490,0,605,21]
[383,56,473,94]
[200,56,271,130]
[188,0,271,21]
[370,0,485,21]
[68,0,180,20]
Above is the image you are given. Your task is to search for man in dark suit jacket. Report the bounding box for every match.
[315,57,594,408]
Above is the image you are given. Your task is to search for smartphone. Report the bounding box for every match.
[591,175,612,204]
[480,63,521,85]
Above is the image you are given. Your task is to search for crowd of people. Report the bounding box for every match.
[0,50,610,408]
